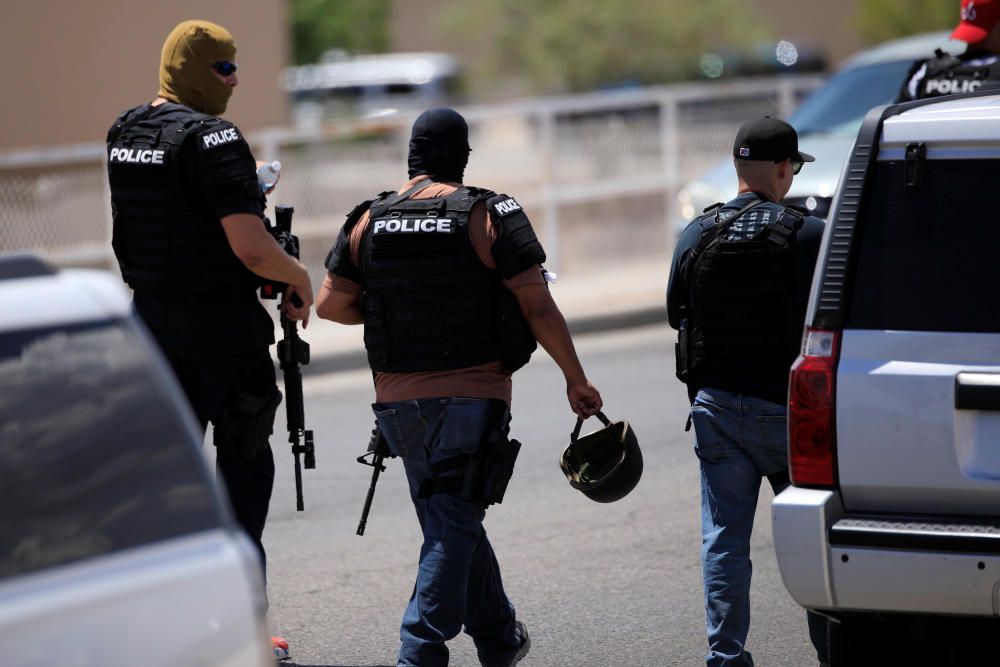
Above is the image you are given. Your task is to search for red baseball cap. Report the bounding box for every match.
[952,0,1000,43]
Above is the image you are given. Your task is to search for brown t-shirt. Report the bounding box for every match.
[325,179,544,405]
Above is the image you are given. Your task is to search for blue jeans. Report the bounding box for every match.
[374,397,521,667]
[691,387,828,667]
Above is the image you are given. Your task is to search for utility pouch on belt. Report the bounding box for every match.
[213,387,283,460]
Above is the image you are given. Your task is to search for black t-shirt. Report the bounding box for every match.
[666,192,825,400]
[110,103,273,355]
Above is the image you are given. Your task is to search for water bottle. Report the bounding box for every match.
[257,160,282,194]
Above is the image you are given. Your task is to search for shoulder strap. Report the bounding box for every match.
[765,205,805,247]
[107,105,159,145]
[369,179,437,218]
[924,49,965,78]
[700,196,766,248]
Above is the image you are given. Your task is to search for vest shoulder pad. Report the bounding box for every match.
[190,117,247,151]
[325,199,372,282]
[487,193,546,279]
[107,105,144,144]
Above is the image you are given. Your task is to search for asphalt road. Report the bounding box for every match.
[262,324,820,667]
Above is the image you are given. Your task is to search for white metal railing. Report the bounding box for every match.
[0,75,822,275]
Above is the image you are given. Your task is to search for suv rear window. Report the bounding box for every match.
[846,159,1000,333]
[0,318,222,579]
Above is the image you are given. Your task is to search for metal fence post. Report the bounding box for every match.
[660,95,679,257]
[539,108,559,271]
[256,128,282,166]
[777,78,796,120]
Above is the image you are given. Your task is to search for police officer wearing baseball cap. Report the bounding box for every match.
[667,116,828,666]
[897,0,1000,102]
[106,20,312,660]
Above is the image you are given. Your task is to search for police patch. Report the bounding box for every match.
[492,197,522,216]
[202,127,241,149]
[372,218,455,234]
[109,147,166,165]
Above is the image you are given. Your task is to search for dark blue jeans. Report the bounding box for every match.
[374,397,521,667]
[691,387,828,667]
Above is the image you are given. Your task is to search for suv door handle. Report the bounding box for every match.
[955,372,1000,410]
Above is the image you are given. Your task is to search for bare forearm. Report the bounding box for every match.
[241,235,309,286]
[525,304,587,384]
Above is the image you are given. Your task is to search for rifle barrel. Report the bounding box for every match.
[356,458,382,535]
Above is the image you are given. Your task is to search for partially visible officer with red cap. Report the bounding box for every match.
[897,0,1000,101]
[105,20,311,661]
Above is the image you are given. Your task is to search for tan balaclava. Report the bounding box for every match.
[158,20,236,116]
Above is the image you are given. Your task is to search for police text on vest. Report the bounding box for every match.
[373,218,454,234]
[202,127,241,149]
[493,198,521,216]
[926,79,983,95]
[109,147,166,165]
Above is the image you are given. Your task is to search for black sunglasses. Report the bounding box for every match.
[775,158,804,175]
[212,61,238,76]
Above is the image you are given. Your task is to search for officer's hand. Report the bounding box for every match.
[568,381,602,417]
[282,268,314,328]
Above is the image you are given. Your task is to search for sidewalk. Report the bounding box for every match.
[273,259,669,375]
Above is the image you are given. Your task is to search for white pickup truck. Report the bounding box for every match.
[773,91,1000,666]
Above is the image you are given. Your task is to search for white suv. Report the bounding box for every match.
[0,255,272,667]
[772,92,1000,665]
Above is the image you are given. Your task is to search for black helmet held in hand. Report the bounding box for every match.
[560,411,642,503]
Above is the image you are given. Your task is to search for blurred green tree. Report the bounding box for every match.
[436,0,769,93]
[855,0,957,45]
[291,0,391,65]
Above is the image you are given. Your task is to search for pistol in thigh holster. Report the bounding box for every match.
[420,402,522,507]
[213,386,283,460]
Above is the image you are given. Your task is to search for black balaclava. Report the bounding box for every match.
[407,108,471,183]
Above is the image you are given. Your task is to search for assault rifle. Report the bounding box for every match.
[261,205,316,511]
[356,424,394,535]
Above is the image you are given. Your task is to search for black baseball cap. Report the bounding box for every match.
[733,116,815,163]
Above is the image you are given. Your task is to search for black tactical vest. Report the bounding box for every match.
[917,50,1000,99]
[107,103,259,294]
[681,199,804,400]
[360,186,512,373]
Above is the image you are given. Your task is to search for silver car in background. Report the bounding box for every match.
[674,31,964,229]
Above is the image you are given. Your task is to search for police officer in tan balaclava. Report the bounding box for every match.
[106,21,311,661]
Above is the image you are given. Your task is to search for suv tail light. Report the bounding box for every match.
[788,328,841,488]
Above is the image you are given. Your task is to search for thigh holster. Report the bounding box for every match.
[418,402,521,507]
[213,386,283,460]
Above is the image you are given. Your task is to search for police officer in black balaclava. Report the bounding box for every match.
[316,108,603,666]
[106,20,311,661]
[407,106,472,183]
